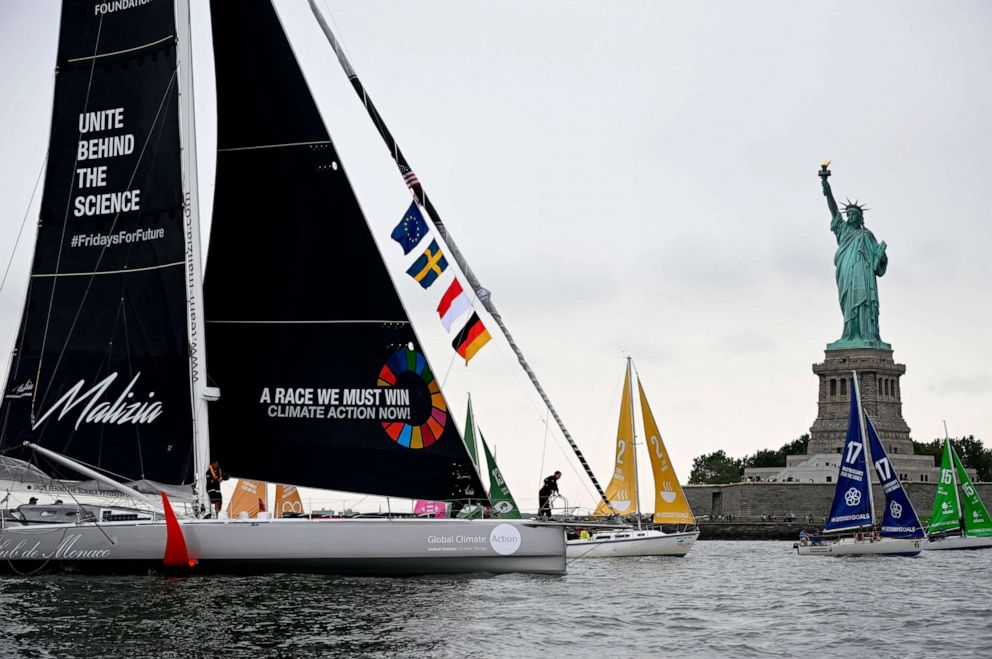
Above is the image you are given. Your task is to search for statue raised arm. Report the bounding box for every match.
[822,174,840,219]
[817,163,890,350]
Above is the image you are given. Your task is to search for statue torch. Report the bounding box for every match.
[819,159,831,179]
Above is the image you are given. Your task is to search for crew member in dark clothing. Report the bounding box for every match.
[538,471,561,519]
[206,461,229,516]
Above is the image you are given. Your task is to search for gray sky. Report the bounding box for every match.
[1,1,990,512]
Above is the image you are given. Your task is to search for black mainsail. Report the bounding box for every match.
[204,1,485,503]
[0,0,197,486]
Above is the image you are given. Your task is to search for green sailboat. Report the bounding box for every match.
[926,437,992,550]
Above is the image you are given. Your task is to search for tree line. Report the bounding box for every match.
[688,434,991,484]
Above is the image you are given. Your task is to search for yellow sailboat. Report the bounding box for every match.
[568,358,699,558]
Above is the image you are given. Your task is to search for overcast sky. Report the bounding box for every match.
[1,1,990,513]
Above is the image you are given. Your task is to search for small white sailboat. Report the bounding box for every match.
[566,358,698,559]
[924,429,992,551]
[797,372,925,557]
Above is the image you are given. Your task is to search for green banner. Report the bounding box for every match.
[482,433,521,519]
[953,446,992,537]
[929,440,961,533]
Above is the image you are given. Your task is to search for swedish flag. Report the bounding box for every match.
[406,240,448,289]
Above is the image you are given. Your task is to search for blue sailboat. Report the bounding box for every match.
[798,372,924,556]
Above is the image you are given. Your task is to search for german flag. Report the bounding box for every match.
[451,312,491,364]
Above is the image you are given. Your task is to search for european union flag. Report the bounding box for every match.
[391,202,429,254]
[406,240,448,289]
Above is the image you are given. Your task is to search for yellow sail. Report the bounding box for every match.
[595,363,638,515]
[227,479,267,518]
[638,377,695,525]
[274,484,304,517]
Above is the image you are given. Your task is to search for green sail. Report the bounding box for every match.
[928,439,961,533]
[953,445,992,537]
[452,397,483,518]
[481,432,522,519]
[463,395,479,466]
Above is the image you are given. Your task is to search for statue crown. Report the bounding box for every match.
[843,198,869,213]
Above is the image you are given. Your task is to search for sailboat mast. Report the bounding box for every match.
[627,357,641,529]
[944,421,963,532]
[174,0,211,513]
[305,1,613,511]
[853,372,876,528]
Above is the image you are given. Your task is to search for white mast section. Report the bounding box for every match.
[944,421,963,531]
[853,371,875,527]
[627,357,641,529]
[175,0,212,515]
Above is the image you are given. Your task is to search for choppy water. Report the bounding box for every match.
[1,541,989,658]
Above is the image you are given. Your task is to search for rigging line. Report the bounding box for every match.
[307,2,612,512]
[538,407,549,483]
[35,70,179,414]
[486,329,597,506]
[440,352,457,390]
[217,140,331,152]
[66,34,174,63]
[0,155,47,297]
[33,14,105,419]
[120,300,146,480]
[31,262,185,278]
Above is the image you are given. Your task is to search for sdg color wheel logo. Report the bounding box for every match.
[377,348,447,449]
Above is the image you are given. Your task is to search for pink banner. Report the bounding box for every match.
[413,500,449,518]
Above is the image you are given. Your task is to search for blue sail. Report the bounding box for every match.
[865,414,925,539]
[824,378,874,533]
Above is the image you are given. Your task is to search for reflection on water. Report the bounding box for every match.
[1,542,991,657]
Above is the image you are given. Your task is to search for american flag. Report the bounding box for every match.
[400,164,419,189]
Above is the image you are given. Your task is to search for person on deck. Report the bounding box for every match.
[206,461,229,517]
[538,471,561,519]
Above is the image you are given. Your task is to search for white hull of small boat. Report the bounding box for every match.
[565,529,698,559]
[0,517,565,575]
[924,535,992,551]
[796,536,922,557]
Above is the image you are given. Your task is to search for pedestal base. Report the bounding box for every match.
[807,347,926,479]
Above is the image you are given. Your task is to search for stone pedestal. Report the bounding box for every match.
[808,347,933,480]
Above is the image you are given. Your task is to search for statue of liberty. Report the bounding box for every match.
[820,163,890,349]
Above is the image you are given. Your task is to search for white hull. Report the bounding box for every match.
[0,517,565,575]
[924,534,992,551]
[566,529,698,559]
[796,536,922,556]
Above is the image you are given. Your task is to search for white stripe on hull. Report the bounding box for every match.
[796,536,922,556]
[924,535,992,551]
[0,517,565,575]
[565,530,698,559]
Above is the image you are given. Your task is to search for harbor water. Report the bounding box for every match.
[1,540,989,658]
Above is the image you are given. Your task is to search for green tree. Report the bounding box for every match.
[689,450,742,484]
[740,434,810,469]
[915,435,992,481]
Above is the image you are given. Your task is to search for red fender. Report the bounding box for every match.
[161,491,197,568]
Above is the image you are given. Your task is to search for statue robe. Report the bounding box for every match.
[831,212,887,344]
